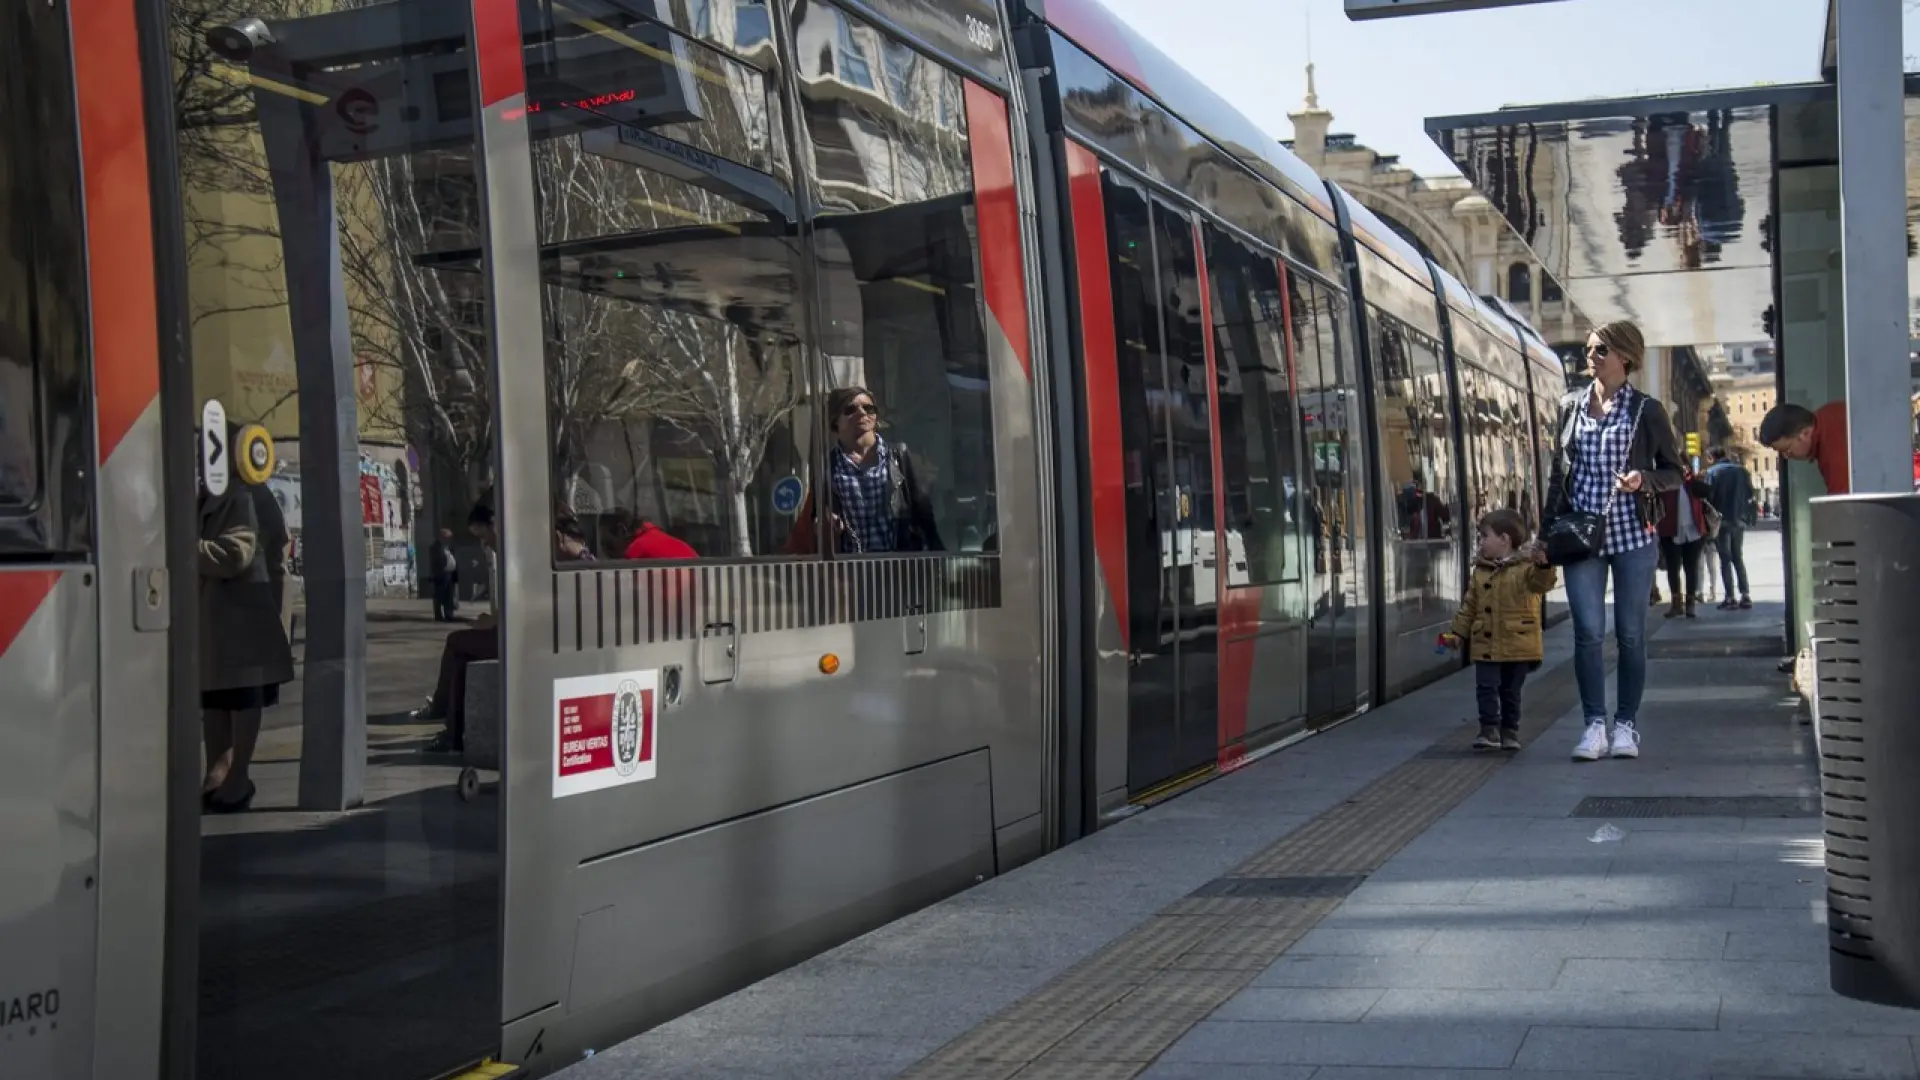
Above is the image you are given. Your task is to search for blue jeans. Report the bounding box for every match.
[1563,541,1660,728]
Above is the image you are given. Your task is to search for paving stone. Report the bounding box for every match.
[1321,903,1593,932]
[1463,877,1735,909]
[1136,1065,1314,1080]
[1731,880,1825,909]
[1311,1070,1653,1080]
[1554,958,1831,995]
[1252,952,1564,991]
[1159,1019,1529,1069]
[1364,987,1718,1030]
[1512,1025,1920,1078]
[1417,927,1727,961]
[1722,929,1826,962]
[1210,987,1384,1023]
[1288,928,1436,955]
[1719,991,1920,1037]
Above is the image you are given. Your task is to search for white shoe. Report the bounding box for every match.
[1610,724,1641,759]
[1572,721,1609,762]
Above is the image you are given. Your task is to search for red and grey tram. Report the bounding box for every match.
[0,0,1567,1078]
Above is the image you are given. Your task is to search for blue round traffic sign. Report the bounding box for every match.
[772,476,804,515]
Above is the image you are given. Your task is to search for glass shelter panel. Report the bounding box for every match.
[794,1,997,557]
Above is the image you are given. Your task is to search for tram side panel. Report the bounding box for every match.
[3,0,172,1074]
[489,2,1047,1071]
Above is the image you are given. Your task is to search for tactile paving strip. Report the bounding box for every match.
[895,639,1610,1080]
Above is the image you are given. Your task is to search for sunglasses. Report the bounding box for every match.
[841,402,877,417]
[1586,342,1611,358]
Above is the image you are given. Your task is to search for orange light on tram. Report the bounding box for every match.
[819,654,841,675]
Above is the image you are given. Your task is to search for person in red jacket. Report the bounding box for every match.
[624,518,697,561]
[1760,401,1849,495]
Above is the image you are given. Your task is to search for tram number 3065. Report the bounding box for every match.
[965,14,997,52]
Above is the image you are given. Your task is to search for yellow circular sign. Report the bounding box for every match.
[235,424,275,486]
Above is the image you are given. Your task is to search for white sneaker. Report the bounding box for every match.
[1610,724,1640,759]
[1572,721,1609,762]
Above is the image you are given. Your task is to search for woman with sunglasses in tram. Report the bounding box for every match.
[1543,321,1686,762]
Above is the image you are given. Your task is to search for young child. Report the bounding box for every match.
[1444,509,1558,752]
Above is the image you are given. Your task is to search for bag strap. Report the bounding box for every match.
[1596,394,1648,516]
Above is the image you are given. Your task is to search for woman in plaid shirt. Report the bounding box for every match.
[1544,321,1686,762]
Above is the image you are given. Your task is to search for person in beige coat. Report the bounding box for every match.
[1444,509,1558,753]
[199,483,295,812]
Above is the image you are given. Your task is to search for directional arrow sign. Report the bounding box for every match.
[201,398,229,496]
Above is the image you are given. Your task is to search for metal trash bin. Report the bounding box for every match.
[459,658,502,802]
[1814,493,1920,1007]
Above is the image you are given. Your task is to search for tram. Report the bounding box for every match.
[0,0,1568,1078]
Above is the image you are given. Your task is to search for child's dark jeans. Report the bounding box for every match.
[1475,660,1530,732]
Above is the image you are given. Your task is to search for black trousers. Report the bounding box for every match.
[1475,660,1529,731]
[431,577,458,621]
[1661,536,1704,601]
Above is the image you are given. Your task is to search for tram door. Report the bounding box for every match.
[1291,276,1365,723]
[1101,174,1222,793]
[174,5,504,1080]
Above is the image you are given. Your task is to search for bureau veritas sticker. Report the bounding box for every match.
[553,669,658,798]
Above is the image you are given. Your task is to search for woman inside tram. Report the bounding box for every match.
[1545,320,1684,763]
[198,456,296,812]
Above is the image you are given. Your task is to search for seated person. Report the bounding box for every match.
[625,516,697,560]
[418,501,499,752]
[784,386,943,555]
[417,497,604,750]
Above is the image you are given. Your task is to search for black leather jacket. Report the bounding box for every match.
[1543,384,1686,534]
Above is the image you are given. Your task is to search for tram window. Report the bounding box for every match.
[522,8,809,561]
[1373,310,1456,548]
[795,3,996,556]
[1204,225,1301,586]
[0,16,89,555]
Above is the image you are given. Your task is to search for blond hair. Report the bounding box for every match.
[1592,320,1646,374]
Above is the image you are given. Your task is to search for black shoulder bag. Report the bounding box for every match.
[1542,395,1646,566]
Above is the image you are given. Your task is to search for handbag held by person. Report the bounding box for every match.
[1543,397,1646,566]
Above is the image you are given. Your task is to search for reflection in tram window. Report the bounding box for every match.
[1372,310,1457,546]
[795,2,997,556]
[1206,226,1304,587]
[174,4,503,1079]
[521,8,808,561]
[1371,308,1457,621]
[0,352,34,510]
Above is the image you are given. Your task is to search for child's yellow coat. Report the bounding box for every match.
[1449,557,1558,664]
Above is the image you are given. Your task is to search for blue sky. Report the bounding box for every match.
[1095,0,1879,177]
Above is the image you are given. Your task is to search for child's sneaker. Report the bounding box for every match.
[1500,729,1521,752]
[1473,724,1500,751]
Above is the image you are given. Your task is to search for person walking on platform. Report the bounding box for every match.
[1443,509,1557,753]
[1704,446,1756,608]
[1656,466,1712,619]
[1543,321,1685,762]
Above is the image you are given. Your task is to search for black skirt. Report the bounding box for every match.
[201,684,281,711]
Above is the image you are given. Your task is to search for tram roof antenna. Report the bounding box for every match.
[207,17,275,63]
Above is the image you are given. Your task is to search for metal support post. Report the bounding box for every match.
[1837,0,1910,495]
[257,66,368,812]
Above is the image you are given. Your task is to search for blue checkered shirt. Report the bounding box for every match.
[831,437,895,553]
[1568,385,1655,555]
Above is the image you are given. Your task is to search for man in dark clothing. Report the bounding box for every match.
[428,526,459,621]
[1703,447,1757,609]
